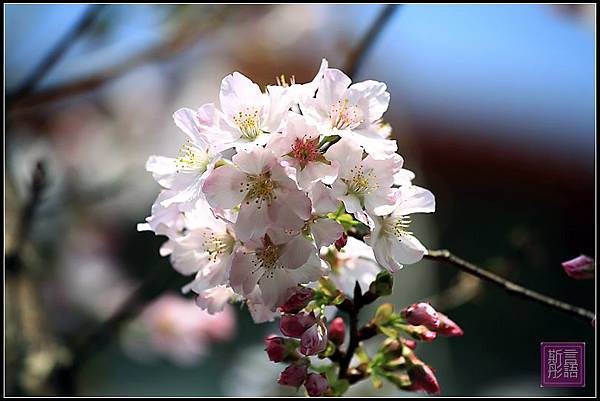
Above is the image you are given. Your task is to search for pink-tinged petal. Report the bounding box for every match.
[297,161,339,189]
[310,181,344,214]
[365,188,398,216]
[229,250,262,296]
[316,69,352,108]
[259,268,296,310]
[346,80,390,123]
[264,85,295,132]
[173,108,209,148]
[296,58,329,103]
[287,253,327,284]
[160,174,206,208]
[312,219,344,248]
[324,137,364,179]
[393,186,436,216]
[277,235,315,270]
[269,188,312,226]
[339,128,398,159]
[235,202,270,242]
[194,286,235,314]
[202,165,247,209]
[232,146,277,175]
[390,233,427,265]
[340,195,372,227]
[219,72,266,118]
[562,255,595,280]
[247,298,279,323]
[362,154,403,187]
[195,103,236,151]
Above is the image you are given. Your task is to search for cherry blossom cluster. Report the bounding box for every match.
[140,58,436,320]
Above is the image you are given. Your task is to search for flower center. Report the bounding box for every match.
[290,137,321,169]
[233,107,262,141]
[347,165,378,195]
[241,172,277,208]
[382,215,413,238]
[329,98,363,130]
[251,243,281,279]
[175,141,210,173]
[202,232,235,263]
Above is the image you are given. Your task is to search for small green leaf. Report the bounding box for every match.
[373,303,394,325]
[318,341,336,358]
[331,379,350,396]
[356,344,370,364]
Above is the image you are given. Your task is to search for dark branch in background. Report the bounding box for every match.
[6,161,47,274]
[424,250,595,323]
[343,4,400,79]
[320,4,400,155]
[8,5,239,113]
[6,5,106,109]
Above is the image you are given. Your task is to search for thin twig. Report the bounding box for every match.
[7,5,106,108]
[424,249,595,323]
[337,282,363,380]
[344,4,400,79]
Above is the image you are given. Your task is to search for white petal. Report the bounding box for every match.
[229,250,262,296]
[277,235,315,270]
[389,233,427,265]
[297,161,339,189]
[232,146,277,175]
[324,137,363,179]
[316,69,352,108]
[202,165,247,209]
[219,72,267,118]
[173,108,209,148]
[393,185,436,216]
[258,268,296,310]
[346,80,390,123]
[235,202,270,242]
[311,219,344,248]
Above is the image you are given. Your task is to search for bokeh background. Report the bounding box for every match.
[4,4,596,397]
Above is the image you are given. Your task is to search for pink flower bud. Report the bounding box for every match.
[280,287,314,314]
[334,233,348,250]
[562,255,595,280]
[403,302,440,330]
[300,323,328,356]
[278,360,309,388]
[305,373,329,397]
[401,338,418,350]
[328,317,346,345]
[436,312,464,337]
[408,364,440,394]
[264,335,298,363]
[280,312,317,338]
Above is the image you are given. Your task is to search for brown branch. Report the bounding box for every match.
[424,249,595,324]
[8,5,236,112]
[7,5,106,108]
[344,4,400,79]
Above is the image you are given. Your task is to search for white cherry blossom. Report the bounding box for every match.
[365,185,435,272]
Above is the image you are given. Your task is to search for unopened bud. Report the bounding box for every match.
[436,312,463,337]
[300,322,328,356]
[368,271,394,297]
[304,373,329,397]
[280,312,317,338]
[281,287,314,313]
[334,233,348,250]
[278,359,309,388]
[402,302,440,330]
[402,324,437,342]
[408,364,440,394]
[264,335,298,363]
[562,255,595,280]
[328,317,346,345]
